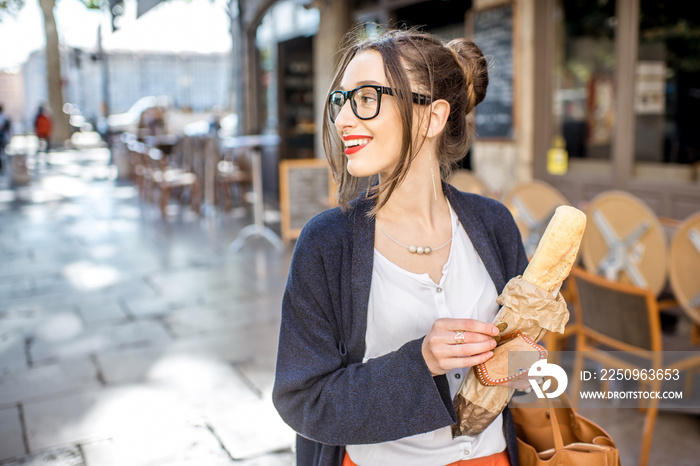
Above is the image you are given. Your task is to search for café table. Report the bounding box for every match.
[222,134,284,253]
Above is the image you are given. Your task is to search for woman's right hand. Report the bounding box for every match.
[421,318,499,377]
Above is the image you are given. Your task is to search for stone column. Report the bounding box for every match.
[313,0,351,159]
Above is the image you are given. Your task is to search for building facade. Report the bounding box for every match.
[21,47,231,132]
[249,0,699,218]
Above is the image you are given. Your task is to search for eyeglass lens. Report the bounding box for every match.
[329,86,380,122]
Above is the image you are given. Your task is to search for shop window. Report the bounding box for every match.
[633,1,700,183]
[552,0,617,174]
[278,36,314,159]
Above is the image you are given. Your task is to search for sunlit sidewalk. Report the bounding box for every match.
[0,146,295,465]
[2,144,699,466]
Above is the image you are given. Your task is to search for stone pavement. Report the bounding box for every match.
[1,144,699,466]
[0,146,295,465]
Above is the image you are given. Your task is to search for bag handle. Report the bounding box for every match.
[545,395,565,452]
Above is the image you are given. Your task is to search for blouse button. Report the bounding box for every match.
[436,287,443,293]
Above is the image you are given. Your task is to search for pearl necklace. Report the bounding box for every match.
[375,219,458,255]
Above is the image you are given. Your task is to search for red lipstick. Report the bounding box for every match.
[343,135,372,155]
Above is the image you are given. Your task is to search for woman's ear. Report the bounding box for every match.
[424,99,451,139]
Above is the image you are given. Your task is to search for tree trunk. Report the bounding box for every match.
[38,0,70,147]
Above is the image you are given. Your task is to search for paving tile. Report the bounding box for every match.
[59,262,124,294]
[197,320,281,362]
[94,279,158,299]
[196,286,257,308]
[234,357,277,397]
[0,358,99,406]
[147,267,252,301]
[31,320,171,364]
[0,324,29,374]
[163,299,281,338]
[80,424,232,466]
[163,305,242,338]
[74,301,128,326]
[120,295,191,318]
[22,385,197,452]
[0,406,25,462]
[97,320,281,384]
[8,282,75,301]
[207,395,295,460]
[234,452,295,466]
[0,295,72,316]
[0,276,32,296]
[97,345,262,405]
[157,359,261,416]
[578,406,700,466]
[93,345,166,385]
[0,446,84,466]
[0,262,63,282]
[25,309,85,357]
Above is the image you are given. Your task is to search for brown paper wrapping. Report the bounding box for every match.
[451,276,569,438]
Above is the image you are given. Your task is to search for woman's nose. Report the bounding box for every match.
[334,101,357,130]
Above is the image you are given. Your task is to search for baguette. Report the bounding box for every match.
[522,205,587,293]
[452,205,586,438]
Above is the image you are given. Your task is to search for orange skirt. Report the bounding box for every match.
[342,449,510,466]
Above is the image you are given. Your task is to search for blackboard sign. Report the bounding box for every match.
[279,159,336,243]
[473,5,514,139]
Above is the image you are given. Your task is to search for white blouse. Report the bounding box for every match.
[345,203,506,466]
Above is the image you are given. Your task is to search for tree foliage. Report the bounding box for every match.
[0,0,25,21]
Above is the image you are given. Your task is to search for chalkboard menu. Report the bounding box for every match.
[279,159,336,243]
[473,5,514,139]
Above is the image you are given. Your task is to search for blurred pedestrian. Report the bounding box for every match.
[208,106,223,137]
[0,104,10,174]
[273,27,527,466]
[34,105,53,159]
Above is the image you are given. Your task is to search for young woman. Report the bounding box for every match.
[273,27,527,466]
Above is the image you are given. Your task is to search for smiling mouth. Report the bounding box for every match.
[344,137,372,155]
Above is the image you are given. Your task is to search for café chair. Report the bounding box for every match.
[149,148,201,218]
[579,190,667,297]
[132,138,200,218]
[668,211,700,346]
[216,147,252,211]
[446,169,496,199]
[567,265,700,466]
[502,180,570,258]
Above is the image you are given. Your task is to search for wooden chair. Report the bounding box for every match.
[568,265,700,466]
[502,180,570,258]
[132,138,200,218]
[446,169,496,199]
[668,211,700,346]
[215,146,252,212]
[580,190,667,297]
[150,148,201,218]
[126,140,154,202]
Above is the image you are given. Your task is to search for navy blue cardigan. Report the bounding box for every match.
[273,184,528,466]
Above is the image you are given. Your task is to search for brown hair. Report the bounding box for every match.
[322,26,489,214]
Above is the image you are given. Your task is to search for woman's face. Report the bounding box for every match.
[334,50,405,178]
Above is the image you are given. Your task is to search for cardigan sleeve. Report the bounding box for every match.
[272,214,457,446]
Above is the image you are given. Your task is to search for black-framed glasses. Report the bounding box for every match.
[328,85,432,123]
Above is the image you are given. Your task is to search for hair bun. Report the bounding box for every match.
[446,39,489,114]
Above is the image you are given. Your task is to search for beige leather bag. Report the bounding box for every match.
[510,395,620,466]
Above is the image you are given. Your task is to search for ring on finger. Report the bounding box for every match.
[454,331,466,344]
